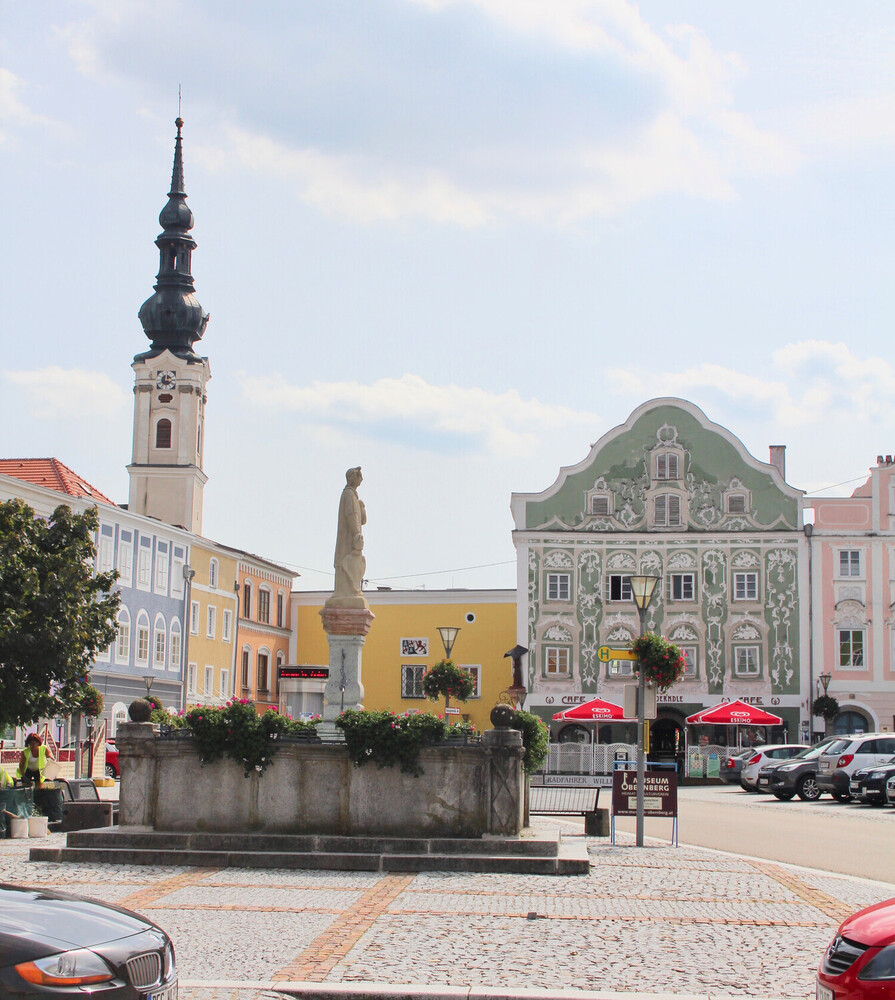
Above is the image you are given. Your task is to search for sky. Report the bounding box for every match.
[2,1,895,592]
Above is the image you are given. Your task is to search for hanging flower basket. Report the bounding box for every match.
[79,684,104,718]
[631,633,687,691]
[422,660,475,702]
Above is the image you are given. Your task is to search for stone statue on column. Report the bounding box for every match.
[328,466,368,609]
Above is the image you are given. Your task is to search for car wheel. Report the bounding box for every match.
[797,775,821,801]
[773,791,795,801]
[105,764,117,779]
[832,791,852,802]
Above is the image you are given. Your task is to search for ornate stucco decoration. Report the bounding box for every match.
[543,624,574,642]
[543,549,574,569]
[833,599,866,628]
[667,551,697,569]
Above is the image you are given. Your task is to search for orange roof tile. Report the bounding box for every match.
[0,458,117,506]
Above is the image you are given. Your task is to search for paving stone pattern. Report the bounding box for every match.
[1,829,892,999]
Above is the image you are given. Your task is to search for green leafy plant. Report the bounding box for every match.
[335,709,475,776]
[183,699,319,776]
[812,695,840,721]
[144,694,164,713]
[632,633,687,691]
[509,709,549,773]
[422,660,475,702]
[78,684,104,718]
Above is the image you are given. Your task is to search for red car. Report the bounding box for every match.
[818,897,895,999]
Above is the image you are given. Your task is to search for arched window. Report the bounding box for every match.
[208,558,219,589]
[153,614,167,668]
[241,646,251,691]
[136,611,150,664]
[115,608,131,662]
[156,419,172,449]
[169,620,182,671]
[277,590,285,628]
[258,586,271,624]
[257,648,270,693]
[110,702,129,738]
[834,709,872,736]
[243,580,252,619]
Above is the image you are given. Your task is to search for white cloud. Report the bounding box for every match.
[793,92,895,153]
[3,368,129,421]
[240,372,600,457]
[0,68,55,142]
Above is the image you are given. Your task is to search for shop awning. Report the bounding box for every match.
[685,699,783,726]
[552,697,632,721]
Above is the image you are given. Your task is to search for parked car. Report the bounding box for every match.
[719,748,753,785]
[818,896,895,999]
[105,742,119,779]
[756,738,838,801]
[0,883,177,998]
[740,744,808,792]
[817,734,895,802]
[849,756,895,805]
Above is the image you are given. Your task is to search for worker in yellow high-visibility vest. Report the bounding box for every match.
[16,733,55,789]
[0,766,14,788]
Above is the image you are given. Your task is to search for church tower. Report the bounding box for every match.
[128,118,210,533]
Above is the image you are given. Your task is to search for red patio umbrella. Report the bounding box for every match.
[685,699,783,726]
[552,697,632,721]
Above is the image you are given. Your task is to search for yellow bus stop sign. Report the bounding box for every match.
[596,646,637,662]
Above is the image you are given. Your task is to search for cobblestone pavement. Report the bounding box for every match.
[2,825,892,1000]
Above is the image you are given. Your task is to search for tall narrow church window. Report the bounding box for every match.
[156,419,172,449]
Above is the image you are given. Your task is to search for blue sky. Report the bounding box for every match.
[2,1,895,590]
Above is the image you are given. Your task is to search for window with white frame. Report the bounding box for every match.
[98,525,114,573]
[277,592,285,628]
[258,588,271,624]
[545,646,570,676]
[137,541,152,588]
[118,534,133,585]
[733,572,758,601]
[115,609,130,662]
[733,645,760,677]
[220,668,230,700]
[839,550,861,577]
[546,573,571,601]
[172,548,185,597]
[460,664,481,698]
[401,664,426,698]
[654,493,682,527]
[608,574,632,602]
[656,453,680,480]
[136,613,150,664]
[243,580,252,618]
[153,616,167,668]
[204,666,214,695]
[257,652,270,692]
[187,663,197,695]
[607,659,634,677]
[155,543,169,592]
[679,645,698,678]
[839,629,865,668]
[169,624,182,671]
[208,558,219,589]
[241,648,250,690]
[222,609,232,642]
[190,601,200,635]
[669,573,695,601]
[206,605,217,639]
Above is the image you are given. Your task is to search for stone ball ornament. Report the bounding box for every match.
[490,704,515,729]
[128,698,153,722]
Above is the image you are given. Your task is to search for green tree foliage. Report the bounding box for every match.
[812,694,840,722]
[0,499,120,729]
[509,709,549,773]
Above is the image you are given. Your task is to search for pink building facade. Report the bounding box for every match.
[806,457,895,735]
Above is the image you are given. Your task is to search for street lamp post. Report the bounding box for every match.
[630,574,660,848]
[437,627,460,714]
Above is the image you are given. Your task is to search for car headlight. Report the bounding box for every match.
[15,948,115,987]
[860,944,895,981]
[777,764,797,772]
[164,941,176,979]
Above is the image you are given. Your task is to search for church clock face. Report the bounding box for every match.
[156,370,176,390]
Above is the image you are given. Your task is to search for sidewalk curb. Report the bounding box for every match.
[182,981,793,1000]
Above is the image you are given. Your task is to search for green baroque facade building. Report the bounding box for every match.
[511,398,806,747]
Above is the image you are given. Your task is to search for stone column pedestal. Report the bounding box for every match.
[116,721,159,827]
[319,606,375,728]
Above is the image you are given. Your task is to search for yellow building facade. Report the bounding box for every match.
[290,590,518,731]
[184,542,240,707]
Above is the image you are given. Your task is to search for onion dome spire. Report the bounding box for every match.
[136,118,210,361]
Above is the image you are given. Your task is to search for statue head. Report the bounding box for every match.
[346,466,362,488]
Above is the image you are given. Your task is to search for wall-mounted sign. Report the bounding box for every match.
[278,667,329,680]
[401,638,428,656]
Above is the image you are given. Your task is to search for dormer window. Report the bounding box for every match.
[590,495,611,516]
[727,494,747,514]
[656,453,680,480]
[655,493,682,527]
